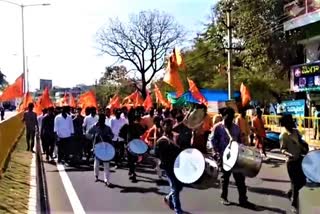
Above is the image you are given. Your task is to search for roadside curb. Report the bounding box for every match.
[36,138,50,213]
[28,153,37,214]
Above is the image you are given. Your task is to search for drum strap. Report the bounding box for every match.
[224,127,234,143]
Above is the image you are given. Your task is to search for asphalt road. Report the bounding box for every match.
[43,155,292,214]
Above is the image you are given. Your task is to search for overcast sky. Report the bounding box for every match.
[0,0,216,91]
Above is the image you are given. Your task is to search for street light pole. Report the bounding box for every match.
[21,5,26,92]
[0,0,50,93]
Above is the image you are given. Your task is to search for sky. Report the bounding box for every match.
[0,0,217,91]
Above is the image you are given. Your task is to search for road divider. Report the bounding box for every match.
[0,112,24,177]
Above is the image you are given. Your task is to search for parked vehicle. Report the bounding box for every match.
[265,131,281,150]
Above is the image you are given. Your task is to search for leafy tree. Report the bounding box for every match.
[95,65,136,107]
[96,10,185,99]
[182,0,302,104]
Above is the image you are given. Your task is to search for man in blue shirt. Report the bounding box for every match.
[211,107,255,209]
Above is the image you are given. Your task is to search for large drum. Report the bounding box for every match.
[223,141,262,178]
[94,142,115,162]
[128,139,148,156]
[174,148,219,189]
[302,150,320,184]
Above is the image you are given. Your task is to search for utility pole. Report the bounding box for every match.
[227,6,233,100]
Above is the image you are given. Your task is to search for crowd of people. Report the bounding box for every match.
[21,102,308,214]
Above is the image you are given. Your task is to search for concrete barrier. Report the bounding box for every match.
[0,112,24,177]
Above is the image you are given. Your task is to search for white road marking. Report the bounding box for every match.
[28,154,37,214]
[56,163,86,214]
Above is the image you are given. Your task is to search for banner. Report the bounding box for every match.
[282,99,305,117]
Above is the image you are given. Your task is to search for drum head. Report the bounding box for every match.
[302,150,320,183]
[128,139,148,155]
[94,142,115,162]
[223,141,239,171]
[174,148,205,184]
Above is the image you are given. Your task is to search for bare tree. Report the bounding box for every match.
[96,10,185,98]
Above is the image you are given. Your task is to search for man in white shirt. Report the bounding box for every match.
[111,109,128,167]
[105,107,112,127]
[54,106,74,163]
[83,107,99,162]
[83,107,99,133]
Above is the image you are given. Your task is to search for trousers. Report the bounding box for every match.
[26,129,35,151]
[165,169,183,214]
[221,168,248,203]
[287,158,306,208]
[94,158,110,182]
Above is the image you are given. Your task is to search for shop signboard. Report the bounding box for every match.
[290,61,320,92]
[282,99,305,117]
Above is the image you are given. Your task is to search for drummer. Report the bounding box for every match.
[280,114,309,213]
[88,113,114,187]
[119,108,146,182]
[155,118,184,214]
[211,107,256,209]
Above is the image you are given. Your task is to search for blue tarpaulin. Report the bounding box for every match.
[166,89,240,104]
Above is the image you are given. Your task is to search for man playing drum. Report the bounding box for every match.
[280,114,309,213]
[119,108,146,182]
[155,119,184,214]
[88,113,114,187]
[211,107,256,209]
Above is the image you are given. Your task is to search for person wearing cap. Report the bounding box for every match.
[22,103,39,152]
[280,114,309,213]
[211,107,255,209]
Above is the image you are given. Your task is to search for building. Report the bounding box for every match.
[284,0,320,115]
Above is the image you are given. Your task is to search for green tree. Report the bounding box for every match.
[95,65,136,107]
[183,0,302,104]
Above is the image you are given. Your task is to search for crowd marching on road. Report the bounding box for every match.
[21,102,311,214]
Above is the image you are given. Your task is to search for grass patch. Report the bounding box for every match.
[0,133,32,214]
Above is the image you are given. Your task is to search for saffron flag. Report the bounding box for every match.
[18,92,33,112]
[0,74,24,102]
[41,88,53,109]
[123,90,143,107]
[240,83,251,107]
[34,98,43,116]
[69,93,77,108]
[154,84,171,108]
[108,94,121,112]
[143,92,153,111]
[187,78,208,106]
[163,52,184,98]
[78,90,97,115]
[173,48,186,70]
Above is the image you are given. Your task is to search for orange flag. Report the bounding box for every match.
[163,52,184,97]
[240,83,251,107]
[154,84,171,108]
[0,74,24,102]
[41,88,53,109]
[34,98,43,116]
[108,94,121,112]
[78,90,97,115]
[187,78,208,106]
[173,48,186,70]
[18,92,33,112]
[143,92,153,111]
[69,93,77,108]
[123,90,143,107]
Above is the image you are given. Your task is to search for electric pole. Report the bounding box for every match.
[227,5,233,100]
